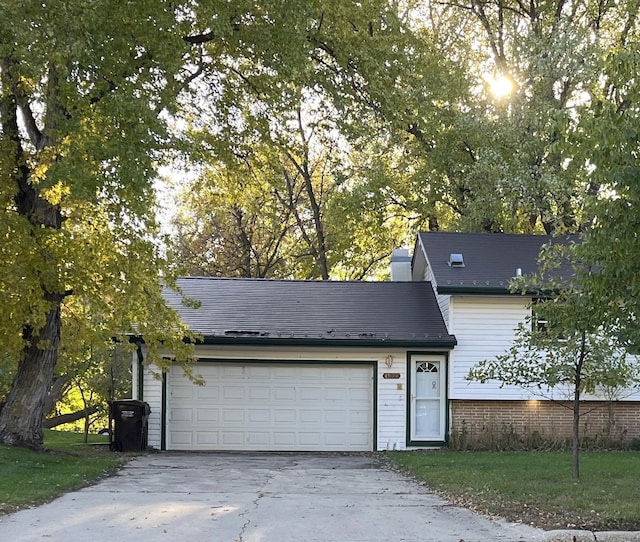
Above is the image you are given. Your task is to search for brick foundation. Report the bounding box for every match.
[450,400,640,448]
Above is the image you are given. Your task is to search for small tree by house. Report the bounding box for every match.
[468,242,640,478]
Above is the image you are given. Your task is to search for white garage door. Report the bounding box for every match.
[167,362,374,451]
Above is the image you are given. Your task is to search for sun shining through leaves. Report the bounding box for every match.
[484,73,515,98]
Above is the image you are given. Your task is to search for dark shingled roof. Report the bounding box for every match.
[418,231,577,294]
[164,277,456,347]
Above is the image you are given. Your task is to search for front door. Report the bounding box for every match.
[409,355,446,443]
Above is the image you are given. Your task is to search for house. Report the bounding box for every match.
[134,278,456,451]
[133,232,640,451]
[413,231,640,446]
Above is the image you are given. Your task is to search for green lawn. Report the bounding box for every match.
[387,450,640,531]
[0,430,129,516]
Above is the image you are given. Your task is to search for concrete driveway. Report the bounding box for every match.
[0,453,543,542]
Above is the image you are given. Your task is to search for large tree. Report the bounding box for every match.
[173,96,410,280]
[571,19,640,351]
[393,0,640,234]
[171,1,443,279]
[0,1,201,449]
[0,0,444,449]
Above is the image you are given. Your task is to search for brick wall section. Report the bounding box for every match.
[451,400,640,445]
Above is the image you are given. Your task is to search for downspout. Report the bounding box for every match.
[161,372,167,451]
[136,342,144,400]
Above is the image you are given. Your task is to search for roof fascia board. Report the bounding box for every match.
[437,285,551,296]
[196,336,457,348]
[129,334,458,348]
[436,285,509,294]
[415,233,436,285]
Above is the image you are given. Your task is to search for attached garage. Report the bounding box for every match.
[134,277,456,451]
[167,362,374,451]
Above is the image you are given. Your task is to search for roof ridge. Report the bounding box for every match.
[419,230,555,238]
[176,277,431,285]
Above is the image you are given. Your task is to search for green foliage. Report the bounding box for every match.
[54,329,132,433]
[171,1,430,279]
[469,320,636,398]
[394,0,640,233]
[0,0,203,447]
[567,28,640,350]
[1,0,192,359]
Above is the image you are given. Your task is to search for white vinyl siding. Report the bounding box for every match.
[448,295,533,400]
[447,295,640,402]
[436,293,451,331]
[376,350,408,451]
[422,256,451,332]
[142,363,163,448]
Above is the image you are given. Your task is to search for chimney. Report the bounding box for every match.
[390,248,412,281]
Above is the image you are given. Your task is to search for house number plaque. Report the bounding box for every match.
[382,373,401,379]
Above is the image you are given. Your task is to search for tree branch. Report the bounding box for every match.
[43,407,99,429]
[183,31,215,44]
[2,56,45,148]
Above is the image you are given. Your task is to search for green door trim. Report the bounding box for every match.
[405,351,449,447]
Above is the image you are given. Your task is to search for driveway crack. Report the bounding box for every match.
[236,471,274,542]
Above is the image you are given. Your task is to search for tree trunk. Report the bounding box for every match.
[0,303,62,450]
[572,388,580,479]
[572,330,587,479]
[43,375,72,418]
[0,60,66,450]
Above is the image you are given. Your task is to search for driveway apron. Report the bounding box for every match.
[0,453,543,542]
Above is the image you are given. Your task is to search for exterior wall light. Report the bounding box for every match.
[385,355,394,368]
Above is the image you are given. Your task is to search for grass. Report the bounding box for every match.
[0,429,130,516]
[386,450,640,531]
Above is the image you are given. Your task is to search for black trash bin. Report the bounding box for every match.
[108,399,151,452]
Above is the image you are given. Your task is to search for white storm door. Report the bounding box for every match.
[410,356,446,442]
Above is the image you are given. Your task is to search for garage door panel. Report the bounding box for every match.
[222,409,244,423]
[247,432,269,446]
[274,409,296,423]
[222,386,244,400]
[168,363,373,451]
[324,433,347,445]
[221,432,244,446]
[170,408,192,422]
[325,410,347,423]
[248,386,270,400]
[349,388,371,402]
[299,367,323,379]
[221,366,244,378]
[274,432,295,446]
[248,409,270,423]
[325,388,346,400]
[197,386,219,400]
[350,410,371,424]
[349,433,371,446]
[196,409,218,422]
[299,387,322,400]
[299,432,322,446]
[171,385,194,399]
[274,387,296,400]
[273,367,296,377]
[196,432,218,445]
[171,431,192,446]
[299,409,322,423]
[247,366,270,378]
